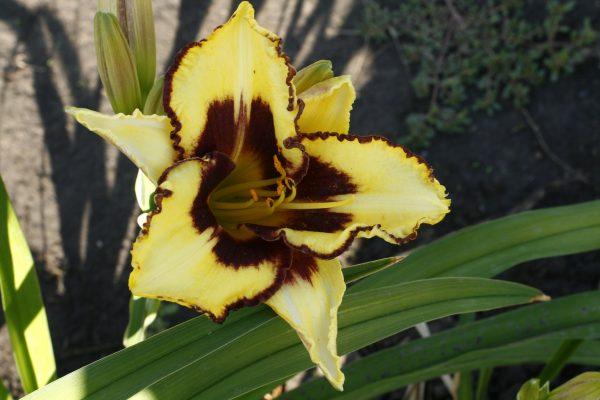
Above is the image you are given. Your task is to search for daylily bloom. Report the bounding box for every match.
[67,2,449,390]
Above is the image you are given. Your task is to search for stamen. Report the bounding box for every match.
[209,158,352,225]
[283,184,296,204]
[283,177,294,190]
[216,205,276,223]
[212,198,256,210]
[254,189,279,197]
[273,155,286,177]
[211,178,281,200]
[270,190,287,209]
[278,197,354,210]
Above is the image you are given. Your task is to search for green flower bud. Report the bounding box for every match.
[94,11,143,114]
[293,60,334,94]
[98,0,157,101]
[142,76,165,115]
[517,379,550,400]
[548,372,600,400]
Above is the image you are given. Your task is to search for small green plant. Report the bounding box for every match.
[360,0,597,146]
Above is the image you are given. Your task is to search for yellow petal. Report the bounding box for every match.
[249,133,450,258]
[130,154,291,322]
[297,75,356,134]
[266,252,345,390]
[66,107,175,184]
[164,1,305,179]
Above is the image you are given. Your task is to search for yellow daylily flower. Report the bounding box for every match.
[67,2,450,391]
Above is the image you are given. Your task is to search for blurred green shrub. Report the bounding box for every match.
[360,0,598,146]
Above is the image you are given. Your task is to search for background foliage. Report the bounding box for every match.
[360,0,598,146]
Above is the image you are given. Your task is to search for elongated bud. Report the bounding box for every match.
[94,12,142,114]
[98,0,157,100]
[293,60,334,94]
[517,379,550,400]
[548,372,600,399]
[142,76,164,115]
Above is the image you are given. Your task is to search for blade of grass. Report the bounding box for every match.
[0,176,56,392]
[23,277,542,400]
[353,200,600,291]
[281,292,600,400]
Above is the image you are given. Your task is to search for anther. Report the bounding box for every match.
[273,155,286,177]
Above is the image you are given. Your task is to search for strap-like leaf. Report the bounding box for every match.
[122,296,161,347]
[0,176,56,392]
[281,292,600,400]
[353,200,600,291]
[22,202,600,399]
[342,256,401,284]
[23,278,541,399]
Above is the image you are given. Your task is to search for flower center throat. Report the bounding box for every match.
[208,156,353,224]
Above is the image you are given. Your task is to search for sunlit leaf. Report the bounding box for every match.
[281,292,600,400]
[548,372,600,400]
[353,200,600,291]
[0,176,56,393]
[122,296,161,347]
[23,278,541,399]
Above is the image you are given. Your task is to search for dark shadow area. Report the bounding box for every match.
[1,0,137,377]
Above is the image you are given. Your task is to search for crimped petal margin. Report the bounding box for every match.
[163,1,305,180]
[130,153,291,322]
[297,75,356,134]
[66,107,175,184]
[250,132,450,258]
[266,252,345,390]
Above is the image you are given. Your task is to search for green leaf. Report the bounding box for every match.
[23,277,541,399]
[281,291,600,400]
[475,367,493,400]
[538,339,583,384]
[457,370,474,400]
[342,256,400,284]
[122,296,161,347]
[0,176,56,393]
[354,200,600,291]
